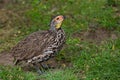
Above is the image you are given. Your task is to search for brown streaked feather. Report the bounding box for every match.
[11,28,65,65]
[11,31,53,60]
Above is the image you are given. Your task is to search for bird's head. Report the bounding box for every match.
[50,15,65,30]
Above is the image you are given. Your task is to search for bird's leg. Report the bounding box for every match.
[14,59,19,65]
[40,63,50,70]
[33,63,43,75]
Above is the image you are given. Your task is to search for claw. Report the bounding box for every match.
[41,63,49,70]
[33,63,44,75]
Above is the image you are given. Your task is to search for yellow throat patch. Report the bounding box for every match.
[56,22,62,29]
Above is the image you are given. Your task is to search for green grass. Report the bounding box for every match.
[0,66,78,80]
[0,66,37,80]
[72,39,120,80]
[39,69,78,80]
[0,0,120,80]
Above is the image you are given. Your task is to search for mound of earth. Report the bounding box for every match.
[0,52,14,66]
[73,28,119,44]
[0,51,70,71]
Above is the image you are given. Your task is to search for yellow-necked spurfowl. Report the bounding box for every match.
[11,15,65,74]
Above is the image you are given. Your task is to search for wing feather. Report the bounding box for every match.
[11,30,55,61]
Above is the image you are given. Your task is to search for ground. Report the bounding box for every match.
[0,0,120,80]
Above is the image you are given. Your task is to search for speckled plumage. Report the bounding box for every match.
[11,15,65,67]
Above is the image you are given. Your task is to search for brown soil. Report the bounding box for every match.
[0,52,14,66]
[0,51,70,71]
[73,28,119,44]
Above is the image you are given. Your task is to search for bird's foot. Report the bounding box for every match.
[41,63,50,70]
[34,64,44,75]
[37,69,44,75]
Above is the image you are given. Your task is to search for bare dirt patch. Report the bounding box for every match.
[73,28,119,44]
[0,51,70,71]
[0,52,14,66]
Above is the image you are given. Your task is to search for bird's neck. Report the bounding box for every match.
[49,25,56,31]
[50,26,61,32]
[49,20,62,32]
[49,20,56,31]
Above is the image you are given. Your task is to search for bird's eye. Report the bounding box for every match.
[56,18,59,20]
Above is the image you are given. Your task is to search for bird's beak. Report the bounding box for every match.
[63,16,66,19]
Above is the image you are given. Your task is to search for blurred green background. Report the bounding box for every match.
[0,0,120,80]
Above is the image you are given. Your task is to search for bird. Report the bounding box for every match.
[10,15,66,74]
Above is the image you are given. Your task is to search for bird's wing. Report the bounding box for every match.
[27,29,66,64]
[11,30,55,61]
